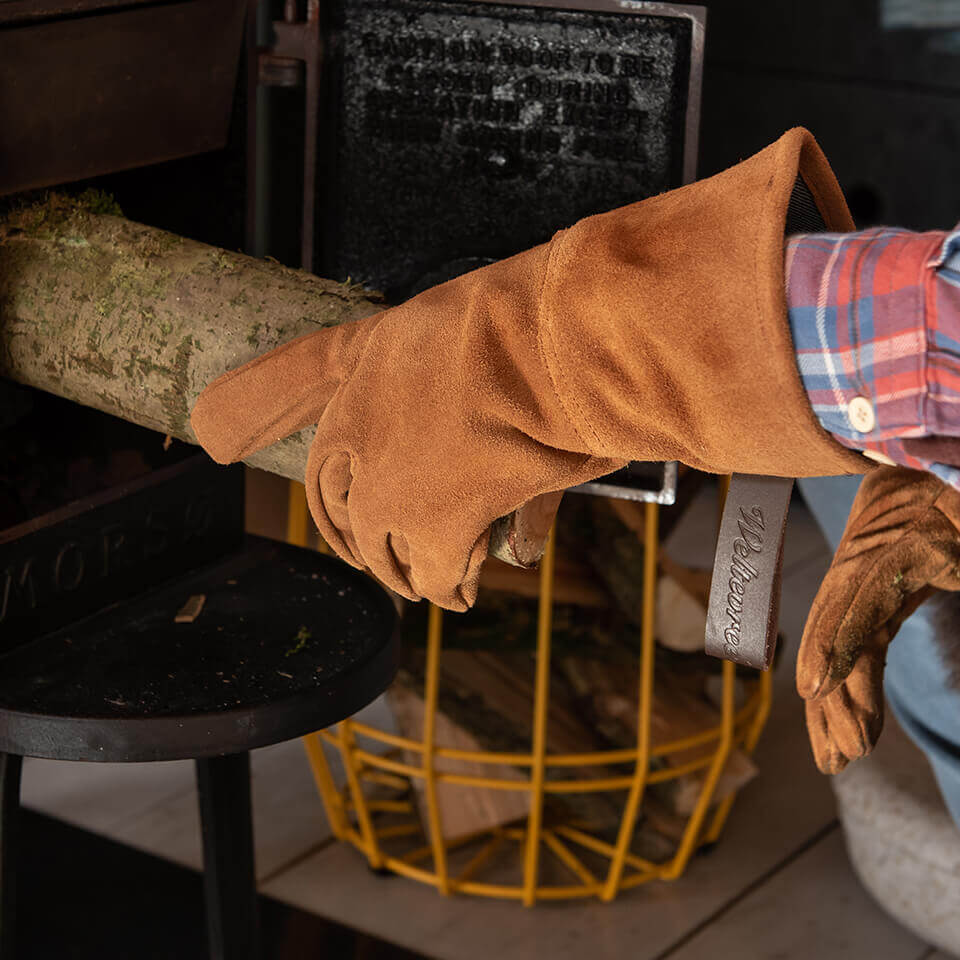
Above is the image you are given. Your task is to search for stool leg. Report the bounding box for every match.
[0,754,22,960]
[196,753,260,960]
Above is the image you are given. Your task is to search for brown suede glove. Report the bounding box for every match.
[191,127,866,610]
[798,467,960,773]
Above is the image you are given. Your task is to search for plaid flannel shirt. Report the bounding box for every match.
[786,224,960,488]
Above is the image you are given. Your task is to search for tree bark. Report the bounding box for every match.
[0,197,548,566]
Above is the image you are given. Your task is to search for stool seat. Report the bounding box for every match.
[0,535,400,762]
[0,533,399,958]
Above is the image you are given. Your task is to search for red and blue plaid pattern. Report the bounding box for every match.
[786,224,960,488]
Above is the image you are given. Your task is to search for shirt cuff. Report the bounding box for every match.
[785,224,960,485]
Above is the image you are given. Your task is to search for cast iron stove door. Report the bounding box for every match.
[321,0,704,300]
[311,0,705,502]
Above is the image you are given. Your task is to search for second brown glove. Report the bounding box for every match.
[798,466,960,773]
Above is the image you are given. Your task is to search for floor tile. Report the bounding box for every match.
[104,736,346,877]
[662,828,929,960]
[106,783,204,869]
[20,755,196,834]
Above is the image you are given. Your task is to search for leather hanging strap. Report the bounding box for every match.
[705,474,795,670]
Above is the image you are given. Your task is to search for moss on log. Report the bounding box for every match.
[0,196,550,567]
[0,195,381,478]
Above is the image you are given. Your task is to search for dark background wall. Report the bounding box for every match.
[697,0,960,230]
[56,1,960,257]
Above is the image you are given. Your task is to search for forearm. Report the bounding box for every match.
[786,223,960,484]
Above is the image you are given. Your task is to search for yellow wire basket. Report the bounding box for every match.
[295,482,773,904]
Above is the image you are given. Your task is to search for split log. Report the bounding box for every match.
[478,555,608,607]
[659,552,713,608]
[0,196,547,566]
[386,682,531,842]
[397,588,756,833]
[656,575,709,654]
[390,638,632,835]
[576,495,716,650]
[561,655,758,816]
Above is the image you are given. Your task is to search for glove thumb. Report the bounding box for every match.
[191,317,373,464]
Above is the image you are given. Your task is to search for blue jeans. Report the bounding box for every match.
[799,476,960,828]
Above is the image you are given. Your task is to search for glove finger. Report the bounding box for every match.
[402,526,491,612]
[804,652,885,774]
[805,698,849,774]
[333,471,422,602]
[306,450,365,571]
[351,522,422,603]
[354,521,490,612]
[797,530,932,700]
[819,652,885,762]
[191,320,371,464]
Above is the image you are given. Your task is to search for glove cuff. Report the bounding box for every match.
[538,127,869,479]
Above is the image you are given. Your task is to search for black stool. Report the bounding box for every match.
[0,535,399,960]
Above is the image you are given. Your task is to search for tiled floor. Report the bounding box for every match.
[18,485,947,960]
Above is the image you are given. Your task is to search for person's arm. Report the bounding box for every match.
[786,224,960,483]
[787,224,960,772]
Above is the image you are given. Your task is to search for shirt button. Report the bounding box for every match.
[848,396,876,434]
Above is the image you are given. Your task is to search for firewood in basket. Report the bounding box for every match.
[389,646,635,837]
[656,575,708,653]
[386,683,531,842]
[561,655,758,816]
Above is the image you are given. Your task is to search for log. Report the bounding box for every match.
[478,555,609,607]
[576,495,716,649]
[386,682,531,842]
[561,655,758,816]
[391,623,632,833]
[656,575,709,654]
[488,491,564,568]
[581,497,650,629]
[0,195,547,566]
[0,196,379,475]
